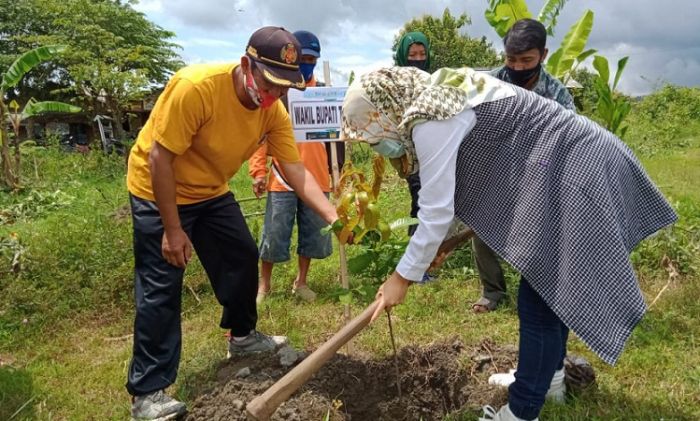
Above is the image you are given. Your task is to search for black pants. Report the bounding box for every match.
[126,192,258,396]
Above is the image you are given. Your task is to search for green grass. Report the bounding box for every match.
[1,139,699,420]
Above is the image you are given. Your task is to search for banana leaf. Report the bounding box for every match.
[593,55,610,85]
[546,10,594,80]
[21,98,81,120]
[485,0,532,38]
[537,0,569,35]
[612,56,629,91]
[1,45,66,90]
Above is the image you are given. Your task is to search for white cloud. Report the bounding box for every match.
[187,38,238,48]
[136,0,700,94]
[133,0,162,13]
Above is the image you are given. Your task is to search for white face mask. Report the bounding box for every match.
[370,138,406,158]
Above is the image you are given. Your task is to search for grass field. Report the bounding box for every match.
[0,133,698,420]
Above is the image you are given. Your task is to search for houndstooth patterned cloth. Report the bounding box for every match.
[453,88,678,364]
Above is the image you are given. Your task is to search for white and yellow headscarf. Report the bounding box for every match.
[342,66,516,177]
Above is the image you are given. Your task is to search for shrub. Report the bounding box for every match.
[625,85,700,155]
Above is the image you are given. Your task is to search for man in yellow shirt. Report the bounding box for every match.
[125,26,338,420]
[249,30,331,303]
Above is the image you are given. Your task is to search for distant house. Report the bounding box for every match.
[7,88,164,145]
[123,89,163,137]
[5,110,92,145]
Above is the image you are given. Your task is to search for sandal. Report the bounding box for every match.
[472,297,499,313]
[292,285,317,302]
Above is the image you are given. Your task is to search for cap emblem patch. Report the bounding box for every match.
[281,43,297,64]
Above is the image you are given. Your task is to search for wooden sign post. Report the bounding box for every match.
[286,63,350,323]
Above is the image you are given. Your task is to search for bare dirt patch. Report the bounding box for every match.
[186,338,518,421]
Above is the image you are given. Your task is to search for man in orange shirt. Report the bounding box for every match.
[125,27,338,420]
[250,30,331,303]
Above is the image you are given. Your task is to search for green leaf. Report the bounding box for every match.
[338,292,353,305]
[21,99,81,120]
[537,0,569,36]
[619,125,628,138]
[485,0,532,38]
[389,217,420,231]
[612,56,629,92]
[576,48,597,64]
[347,251,376,274]
[1,45,66,90]
[546,48,563,76]
[593,55,610,85]
[546,10,594,80]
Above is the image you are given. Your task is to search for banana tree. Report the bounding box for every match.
[592,55,631,137]
[1,45,66,189]
[8,98,81,164]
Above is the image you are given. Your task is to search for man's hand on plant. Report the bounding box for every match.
[323,219,355,245]
[371,271,411,322]
[162,226,192,269]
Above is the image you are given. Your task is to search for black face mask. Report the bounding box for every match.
[505,62,541,87]
[407,59,428,71]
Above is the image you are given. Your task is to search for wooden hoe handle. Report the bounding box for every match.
[246,300,380,420]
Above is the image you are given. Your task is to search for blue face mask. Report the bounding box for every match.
[299,63,316,82]
[371,139,405,158]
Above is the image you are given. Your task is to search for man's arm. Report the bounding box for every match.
[249,144,269,198]
[278,160,337,224]
[149,142,192,268]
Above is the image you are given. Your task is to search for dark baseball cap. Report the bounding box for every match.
[293,30,321,58]
[246,26,306,90]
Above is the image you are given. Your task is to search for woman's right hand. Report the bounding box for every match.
[371,271,411,322]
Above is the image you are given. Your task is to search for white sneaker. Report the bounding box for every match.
[479,404,538,421]
[546,368,566,402]
[488,369,516,386]
[488,368,566,402]
[131,390,186,420]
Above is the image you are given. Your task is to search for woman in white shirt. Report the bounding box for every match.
[341,66,677,421]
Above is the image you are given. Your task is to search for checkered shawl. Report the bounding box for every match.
[454,88,678,364]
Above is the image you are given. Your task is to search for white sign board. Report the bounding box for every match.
[287,86,346,142]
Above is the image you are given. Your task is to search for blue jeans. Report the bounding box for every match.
[259,191,332,262]
[509,277,569,420]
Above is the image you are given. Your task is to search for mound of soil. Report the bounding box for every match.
[186,338,518,421]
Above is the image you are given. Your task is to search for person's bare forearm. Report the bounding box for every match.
[149,143,181,231]
[280,161,337,223]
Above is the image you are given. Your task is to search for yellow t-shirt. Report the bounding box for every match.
[127,63,301,204]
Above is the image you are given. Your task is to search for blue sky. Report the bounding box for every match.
[134,0,700,95]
